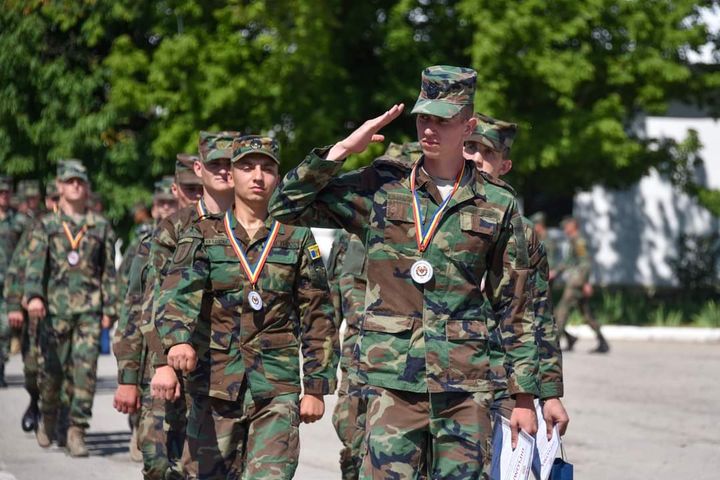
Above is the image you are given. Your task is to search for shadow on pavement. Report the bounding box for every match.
[95,376,119,394]
[85,430,131,456]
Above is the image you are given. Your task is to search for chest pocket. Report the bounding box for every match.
[383,192,418,255]
[262,247,298,293]
[206,240,242,292]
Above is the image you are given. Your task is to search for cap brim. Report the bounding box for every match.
[204,149,233,162]
[467,133,502,152]
[411,98,465,119]
[231,151,280,165]
[59,174,89,183]
[154,193,176,202]
[175,172,202,186]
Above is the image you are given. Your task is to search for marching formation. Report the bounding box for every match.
[0,65,610,479]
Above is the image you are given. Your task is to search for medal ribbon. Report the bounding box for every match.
[62,222,88,251]
[196,199,208,218]
[223,210,280,288]
[409,161,465,252]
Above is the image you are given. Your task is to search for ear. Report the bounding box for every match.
[465,116,478,137]
[193,161,203,178]
[171,182,180,200]
[501,159,513,176]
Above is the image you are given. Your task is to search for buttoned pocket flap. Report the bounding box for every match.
[446,319,489,341]
[363,313,413,333]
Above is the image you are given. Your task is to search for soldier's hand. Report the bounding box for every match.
[8,311,25,329]
[101,315,113,329]
[542,397,569,438]
[582,282,594,298]
[326,104,405,161]
[299,394,325,423]
[151,365,181,401]
[510,394,538,449]
[113,384,140,414]
[167,344,197,374]
[27,298,46,319]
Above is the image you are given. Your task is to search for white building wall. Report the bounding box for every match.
[575,117,720,287]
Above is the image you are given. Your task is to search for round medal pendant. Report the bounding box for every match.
[67,250,80,266]
[411,260,434,284]
[248,290,263,311]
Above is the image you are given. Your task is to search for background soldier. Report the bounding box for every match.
[157,135,338,479]
[554,216,610,353]
[25,160,117,456]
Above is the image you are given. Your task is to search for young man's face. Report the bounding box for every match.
[60,177,88,203]
[194,158,233,194]
[172,182,203,208]
[231,155,279,205]
[416,112,476,162]
[153,198,178,221]
[463,141,512,177]
[0,189,10,209]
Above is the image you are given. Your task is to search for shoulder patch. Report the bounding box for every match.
[479,171,517,197]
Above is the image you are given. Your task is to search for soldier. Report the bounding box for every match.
[155,135,338,479]
[529,212,560,270]
[17,179,42,217]
[25,160,117,456]
[269,66,539,478]
[5,179,61,431]
[138,142,235,479]
[113,176,179,470]
[554,216,610,353]
[0,175,29,388]
[463,114,570,444]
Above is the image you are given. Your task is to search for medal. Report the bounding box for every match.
[223,210,280,311]
[62,221,88,267]
[248,290,263,311]
[411,260,434,284]
[408,161,464,284]
[67,250,80,266]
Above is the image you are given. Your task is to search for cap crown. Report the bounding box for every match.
[232,135,280,164]
[198,131,242,163]
[411,65,477,118]
[470,113,518,154]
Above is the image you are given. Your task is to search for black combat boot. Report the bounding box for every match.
[564,332,578,352]
[590,335,610,354]
[21,394,40,432]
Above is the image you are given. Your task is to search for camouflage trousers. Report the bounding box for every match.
[38,313,101,428]
[182,388,300,479]
[360,385,494,480]
[555,284,604,341]
[136,383,187,480]
[332,376,367,480]
[21,313,40,397]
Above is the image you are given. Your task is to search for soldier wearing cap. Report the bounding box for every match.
[0,175,30,388]
[270,66,539,478]
[17,179,42,218]
[24,160,117,456]
[554,216,609,353]
[155,135,338,479]
[463,114,570,458]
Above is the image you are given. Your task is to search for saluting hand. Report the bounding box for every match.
[27,297,46,320]
[299,394,325,423]
[167,343,197,374]
[326,104,405,161]
[151,365,181,401]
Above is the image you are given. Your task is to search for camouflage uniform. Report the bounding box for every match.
[118,222,153,297]
[554,228,608,352]
[269,67,538,479]
[24,162,117,435]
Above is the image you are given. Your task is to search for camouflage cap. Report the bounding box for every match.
[468,113,518,155]
[58,159,89,183]
[175,153,202,185]
[384,142,404,158]
[411,65,477,119]
[402,141,423,162]
[46,179,60,199]
[0,175,11,192]
[231,135,280,165]
[154,175,176,201]
[18,179,41,198]
[529,211,546,225]
[198,131,241,163]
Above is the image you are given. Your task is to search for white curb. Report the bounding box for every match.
[566,324,720,343]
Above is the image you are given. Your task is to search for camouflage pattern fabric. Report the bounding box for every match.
[37,313,101,428]
[155,213,339,401]
[57,159,88,183]
[469,113,518,156]
[232,135,281,165]
[0,207,28,364]
[137,384,185,480]
[361,385,493,480]
[117,222,153,300]
[410,65,477,118]
[268,149,539,397]
[182,389,300,480]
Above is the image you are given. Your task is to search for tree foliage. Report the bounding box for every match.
[1,0,719,228]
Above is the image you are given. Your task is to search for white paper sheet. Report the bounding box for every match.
[490,415,536,480]
[532,400,560,480]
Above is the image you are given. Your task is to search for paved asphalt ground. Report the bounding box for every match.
[1,339,719,480]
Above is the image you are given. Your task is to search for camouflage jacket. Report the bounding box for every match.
[269,149,539,396]
[556,234,592,286]
[24,209,117,319]
[488,217,563,400]
[155,213,339,401]
[117,222,154,299]
[0,208,28,295]
[327,230,367,377]
[113,231,153,385]
[3,223,34,312]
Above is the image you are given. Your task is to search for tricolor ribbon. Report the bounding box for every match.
[223,210,280,288]
[196,199,208,218]
[62,221,88,251]
[409,161,465,252]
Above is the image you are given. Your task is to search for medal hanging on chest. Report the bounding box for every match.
[62,222,88,267]
[223,210,280,311]
[409,161,465,284]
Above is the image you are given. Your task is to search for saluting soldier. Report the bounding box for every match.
[156,135,339,479]
[269,66,539,479]
[463,114,569,453]
[24,160,117,456]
